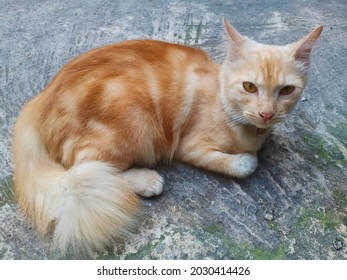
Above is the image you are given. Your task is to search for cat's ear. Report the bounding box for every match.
[223,18,248,61]
[292,25,323,72]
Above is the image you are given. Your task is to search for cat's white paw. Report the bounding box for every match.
[231,153,258,177]
[136,172,164,197]
[121,169,164,197]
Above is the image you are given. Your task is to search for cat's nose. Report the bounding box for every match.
[259,112,275,121]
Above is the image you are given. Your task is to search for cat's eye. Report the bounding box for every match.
[243,82,258,94]
[279,85,295,96]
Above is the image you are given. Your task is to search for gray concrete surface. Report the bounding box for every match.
[0,0,346,259]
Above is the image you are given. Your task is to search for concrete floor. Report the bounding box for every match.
[0,0,346,259]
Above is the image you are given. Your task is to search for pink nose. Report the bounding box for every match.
[259,112,274,121]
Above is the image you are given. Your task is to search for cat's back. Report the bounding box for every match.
[40,39,218,120]
[38,39,217,113]
[47,40,213,89]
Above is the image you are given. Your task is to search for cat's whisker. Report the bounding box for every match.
[226,115,248,128]
[233,113,247,122]
[244,111,259,119]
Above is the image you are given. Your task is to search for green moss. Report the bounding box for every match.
[124,242,159,260]
[320,209,340,230]
[300,131,346,168]
[202,223,286,260]
[203,223,238,254]
[123,236,167,260]
[342,216,347,227]
[295,206,340,231]
[203,223,226,236]
[97,249,117,260]
[295,208,311,229]
[267,220,280,231]
[0,175,15,207]
[333,190,347,209]
[329,122,347,147]
[251,245,286,260]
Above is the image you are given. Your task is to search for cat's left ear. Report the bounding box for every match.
[292,25,323,72]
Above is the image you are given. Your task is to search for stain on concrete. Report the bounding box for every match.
[0,175,15,207]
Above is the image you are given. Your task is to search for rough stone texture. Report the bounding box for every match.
[0,0,346,260]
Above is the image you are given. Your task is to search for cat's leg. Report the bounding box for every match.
[178,148,258,178]
[120,169,164,197]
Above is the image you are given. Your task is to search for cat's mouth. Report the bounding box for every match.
[258,121,275,128]
[246,118,273,129]
[254,120,277,129]
[244,111,280,129]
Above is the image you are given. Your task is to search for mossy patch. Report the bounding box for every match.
[97,248,117,260]
[124,242,159,260]
[329,122,347,147]
[267,220,280,232]
[300,131,346,168]
[202,223,286,260]
[122,235,166,260]
[290,205,347,259]
[295,206,340,231]
[342,216,347,227]
[333,190,347,209]
[251,245,286,260]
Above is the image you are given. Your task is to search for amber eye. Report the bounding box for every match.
[243,82,258,93]
[279,85,295,96]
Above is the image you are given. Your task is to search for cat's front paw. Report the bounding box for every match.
[231,153,258,177]
[136,171,164,197]
[121,168,164,197]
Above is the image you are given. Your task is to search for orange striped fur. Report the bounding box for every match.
[12,19,322,256]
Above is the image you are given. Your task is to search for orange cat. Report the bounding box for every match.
[12,19,322,255]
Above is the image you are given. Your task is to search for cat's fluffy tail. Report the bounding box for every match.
[12,101,139,256]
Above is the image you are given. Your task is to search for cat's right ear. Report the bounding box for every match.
[223,17,246,61]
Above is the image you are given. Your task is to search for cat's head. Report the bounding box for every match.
[220,18,323,129]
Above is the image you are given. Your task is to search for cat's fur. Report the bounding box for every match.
[12,19,322,255]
